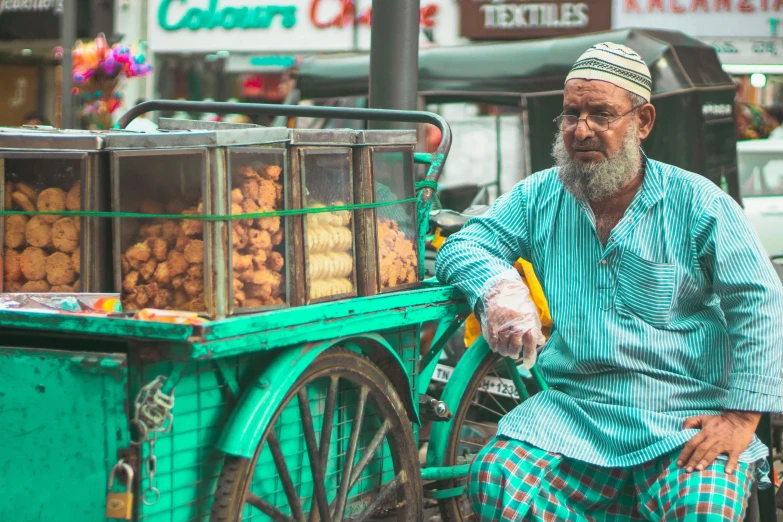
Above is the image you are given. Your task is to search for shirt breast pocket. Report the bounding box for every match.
[616,250,676,328]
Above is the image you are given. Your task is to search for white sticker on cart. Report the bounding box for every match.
[432,364,522,400]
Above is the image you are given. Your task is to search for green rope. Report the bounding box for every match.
[0,181,438,221]
[0,197,418,221]
[415,179,439,192]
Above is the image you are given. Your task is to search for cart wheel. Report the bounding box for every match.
[211,348,422,522]
[438,352,534,522]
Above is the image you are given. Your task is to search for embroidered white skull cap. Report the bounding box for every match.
[566,42,652,103]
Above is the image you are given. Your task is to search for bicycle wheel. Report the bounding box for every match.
[438,352,536,522]
[211,348,422,522]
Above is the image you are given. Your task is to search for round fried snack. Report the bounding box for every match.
[4,281,22,292]
[72,250,81,274]
[5,214,28,249]
[150,238,168,261]
[51,217,79,253]
[4,248,22,282]
[11,191,35,212]
[37,188,67,224]
[22,280,51,292]
[25,216,53,248]
[20,246,46,281]
[51,284,74,293]
[45,251,76,286]
[123,271,139,293]
[15,183,38,204]
[66,181,81,211]
[167,251,188,278]
[183,239,204,264]
[126,242,152,265]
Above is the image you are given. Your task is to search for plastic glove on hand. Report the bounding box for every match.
[480,278,547,368]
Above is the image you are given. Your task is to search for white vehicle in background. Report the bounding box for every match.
[737,140,783,257]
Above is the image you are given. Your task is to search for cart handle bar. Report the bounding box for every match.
[118,100,451,203]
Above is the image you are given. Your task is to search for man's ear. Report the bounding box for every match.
[637,103,656,140]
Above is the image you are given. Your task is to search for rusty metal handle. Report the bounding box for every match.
[117,100,451,202]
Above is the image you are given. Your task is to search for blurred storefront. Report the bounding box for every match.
[142,0,461,121]
[613,2,783,104]
[0,0,113,127]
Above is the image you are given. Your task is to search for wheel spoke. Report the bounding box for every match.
[457,438,488,448]
[332,385,368,522]
[470,399,505,418]
[482,372,510,414]
[463,419,500,430]
[298,388,332,522]
[267,430,308,522]
[247,491,296,522]
[351,471,406,522]
[307,375,339,522]
[348,419,392,492]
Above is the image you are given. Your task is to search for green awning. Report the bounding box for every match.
[295,28,733,104]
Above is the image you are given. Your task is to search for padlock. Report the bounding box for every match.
[106,460,135,520]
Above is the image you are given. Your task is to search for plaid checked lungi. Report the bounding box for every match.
[468,437,755,521]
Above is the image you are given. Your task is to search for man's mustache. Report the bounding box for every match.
[572,138,604,151]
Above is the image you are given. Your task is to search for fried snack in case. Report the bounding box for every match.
[230,163,286,310]
[3,178,81,293]
[377,218,418,288]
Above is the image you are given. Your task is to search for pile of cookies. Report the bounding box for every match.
[120,198,208,312]
[3,180,81,292]
[231,164,285,309]
[377,218,417,289]
[306,203,354,300]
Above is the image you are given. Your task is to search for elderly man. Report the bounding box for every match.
[436,42,783,520]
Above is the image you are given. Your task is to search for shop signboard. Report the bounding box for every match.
[148,0,460,53]
[458,0,612,40]
[704,37,783,66]
[613,0,783,37]
[0,0,63,40]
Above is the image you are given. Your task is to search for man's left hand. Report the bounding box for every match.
[677,411,761,474]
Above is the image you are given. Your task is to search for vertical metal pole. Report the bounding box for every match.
[495,112,502,196]
[59,0,77,129]
[368,0,420,130]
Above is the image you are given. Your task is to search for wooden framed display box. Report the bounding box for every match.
[0,128,112,294]
[288,129,361,306]
[354,130,420,297]
[105,123,291,319]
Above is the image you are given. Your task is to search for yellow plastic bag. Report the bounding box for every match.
[464,259,551,347]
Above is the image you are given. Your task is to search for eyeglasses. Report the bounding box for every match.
[554,105,643,133]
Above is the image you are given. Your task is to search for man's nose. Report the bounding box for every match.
[573,118,594,141]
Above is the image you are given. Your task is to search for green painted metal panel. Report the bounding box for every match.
[426,337,491,469]
[200,284,465,341]
[0,347,128,521]
[193,302,468,359]
[0,309,193,342]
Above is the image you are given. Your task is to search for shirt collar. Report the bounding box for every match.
[639,151,665,207]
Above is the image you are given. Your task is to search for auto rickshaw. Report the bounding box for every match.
[290,28,742,208]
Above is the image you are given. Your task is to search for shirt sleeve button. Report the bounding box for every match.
[601,259,608,265]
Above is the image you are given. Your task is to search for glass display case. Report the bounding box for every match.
[0,128,110,294]
[227,145,289,314]
[289,129,359,305]
[355,130,419,296]
[106,123,290,318]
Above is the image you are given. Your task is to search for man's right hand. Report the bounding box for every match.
[481,278,547,368]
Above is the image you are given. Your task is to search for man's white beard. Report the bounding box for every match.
[552,122,642,202]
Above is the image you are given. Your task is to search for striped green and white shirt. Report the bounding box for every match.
[436,158,783,468]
